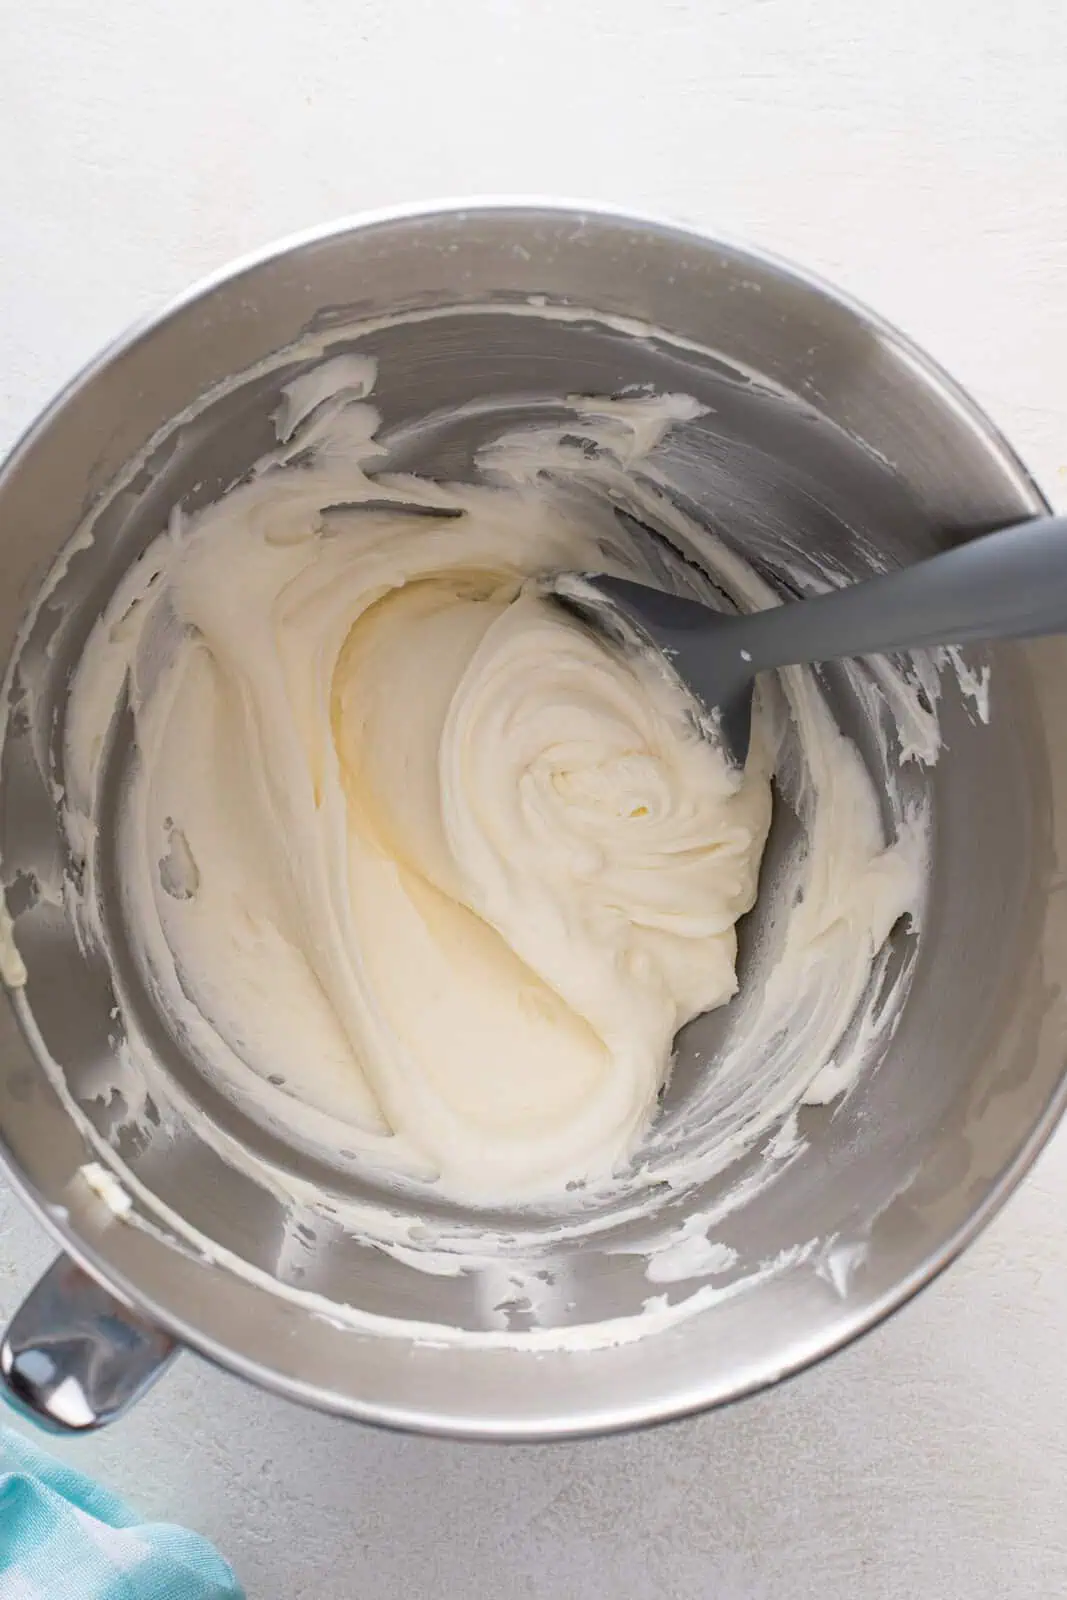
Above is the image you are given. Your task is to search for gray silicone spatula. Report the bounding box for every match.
[571,514,1067,767]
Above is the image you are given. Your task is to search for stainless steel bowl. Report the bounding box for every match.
[2,201,1066,1438]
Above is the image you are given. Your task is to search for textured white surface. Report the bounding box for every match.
[2,1,1067,1595]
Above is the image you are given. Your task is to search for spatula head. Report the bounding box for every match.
[552,572,757,768]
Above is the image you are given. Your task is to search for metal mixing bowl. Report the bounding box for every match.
[2,202,1066,1438]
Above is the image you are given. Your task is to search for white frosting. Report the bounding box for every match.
[77,1161,133,1219]
[66,366,779,1203]
[0,889,27,987]
[29,330,941,1342]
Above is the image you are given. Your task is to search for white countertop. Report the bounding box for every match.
[2,2,1067,1595]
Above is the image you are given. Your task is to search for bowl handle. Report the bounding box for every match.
[0,1254,178,1431]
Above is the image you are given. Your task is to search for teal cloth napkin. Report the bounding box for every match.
[0,1428,242,1600]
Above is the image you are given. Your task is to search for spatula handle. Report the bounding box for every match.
[740,515,1067,670]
